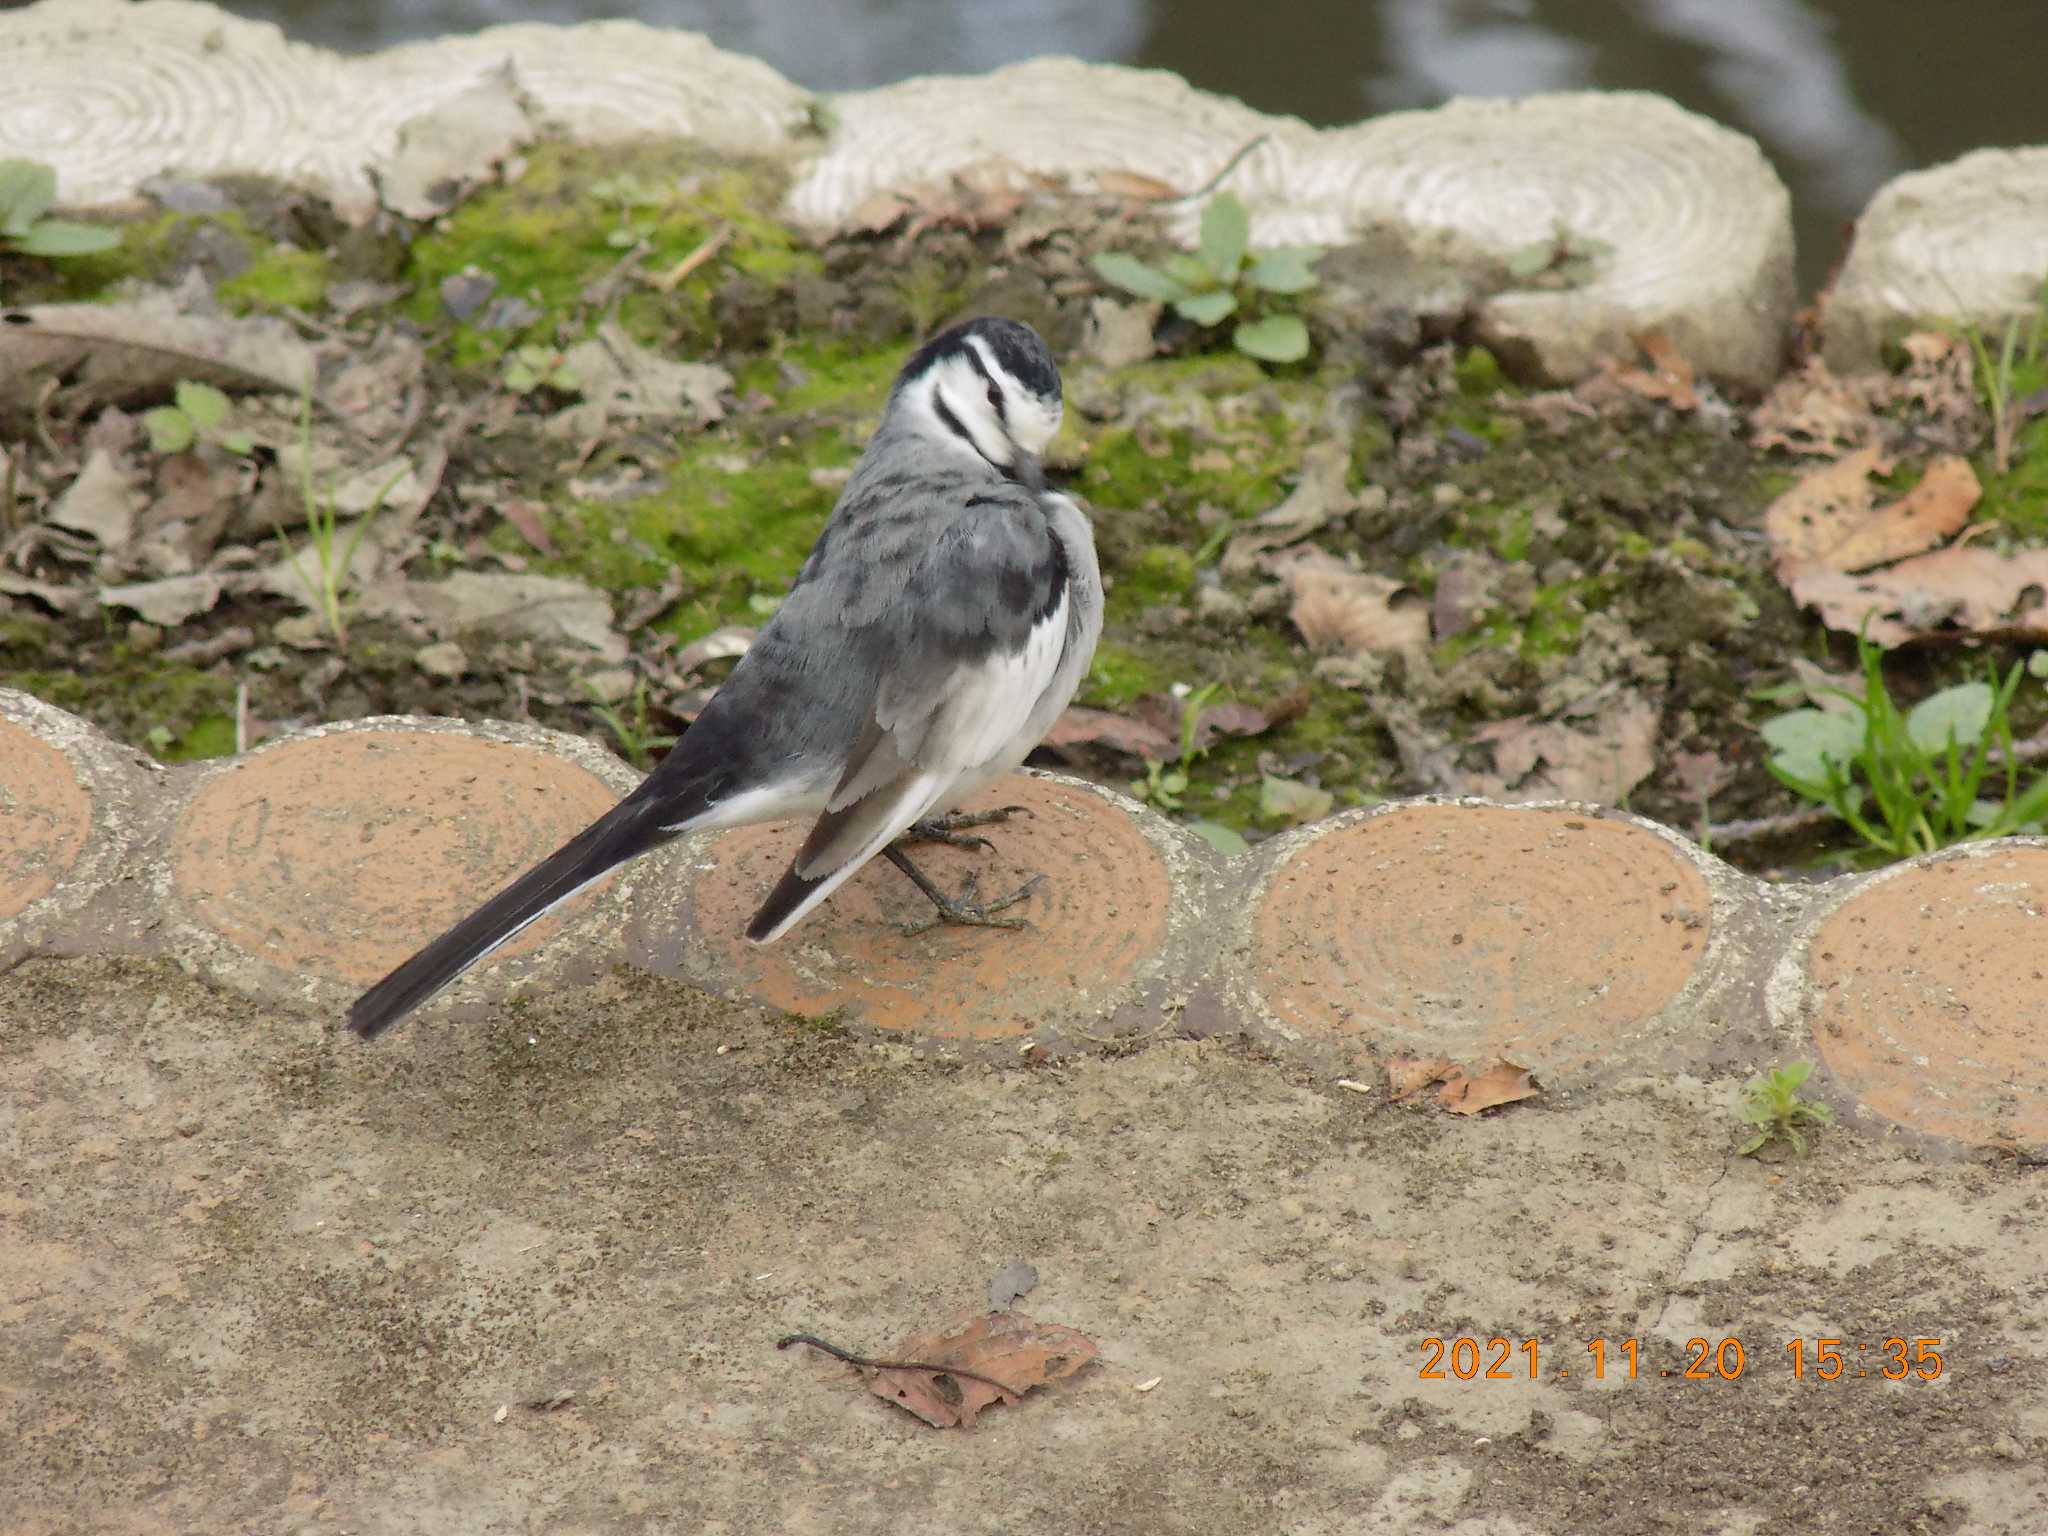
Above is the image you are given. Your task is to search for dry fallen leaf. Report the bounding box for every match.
[0,298,316,428]
[1465,694,1660,806]
[1765,448,1980,579]
[1437,1060,1541,1116]
[1286,557,1430,657]
[498,497,557,556]
[1221,441,1356,578]
[1387,1056,1457,1100]
[786,1313,1098,1430]
[1607,330,1700,412]
[1748,358,1882,457]
[1092,169,1179,202]
[1046,705,1178,761]
[1788,545,2048,647]
[672,623,755,675]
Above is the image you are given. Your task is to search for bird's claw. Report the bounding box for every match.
[894,871,1045,937]
[906,804,1033,852]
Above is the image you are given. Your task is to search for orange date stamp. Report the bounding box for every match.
[1419,1335,1945,1382]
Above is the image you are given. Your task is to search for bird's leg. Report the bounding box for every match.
[883,845,1043,935]
[904,804,1032,853]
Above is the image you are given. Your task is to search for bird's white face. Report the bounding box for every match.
[913,334,1064,471]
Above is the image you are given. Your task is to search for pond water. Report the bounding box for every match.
[214,0,2048,292]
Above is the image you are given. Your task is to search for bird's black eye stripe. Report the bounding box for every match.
[962,346,1007,422]
[932,392,976,449]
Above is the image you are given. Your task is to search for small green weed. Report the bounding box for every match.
[1091,191,1319,364]
[1736,1061,1835,1157]
[585,677,676,770]
[142,381,255,455]
[270,391,396,645]
[1758,630,2048,860]
[1129,681,1221,811]
[1503,222,1614,291]
[1958,273,2048,476]
[589,171,672,249]
[501,344,581,396]
[0,158,119,261]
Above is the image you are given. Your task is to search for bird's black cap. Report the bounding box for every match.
[900,316,1061,403]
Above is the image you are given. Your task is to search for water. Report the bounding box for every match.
[205,0,2048,292]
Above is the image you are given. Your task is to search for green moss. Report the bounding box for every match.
[3,656,235,759]
[1083,640,1178,706]
[217,241,331,312]
[501,338,916,636]
[157,713,238,762]
[1455,346,1505,396]
[404,140,817,370]
[1120,545,1197,607]
[729,339,902,414]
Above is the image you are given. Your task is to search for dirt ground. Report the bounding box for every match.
[4,953,2044,1535]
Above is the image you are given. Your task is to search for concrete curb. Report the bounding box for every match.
[1823,146,2048,373]
[3,0,1794,387]
[5,698,2046,1151]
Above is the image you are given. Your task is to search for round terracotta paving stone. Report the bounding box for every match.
[660,773,1173,1041]
[0,711,92,923]
[1800,845,2048,1145]
[167,726,629,988]
[1247,802,1713,1069]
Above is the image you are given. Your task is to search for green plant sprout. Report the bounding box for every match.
[589,171,670,249]
[1130,681,1222,811]
[1503,223,1615,290]
[270,391,399,645]
[501,344,581,396]
[0,158,119,259]
[1758,629,2048,861]
[1091,191,1319,364]
[142,381,255,456]
[1736,1062,1835,1157]
[1957,273,2048,476]
[585,676,676,770]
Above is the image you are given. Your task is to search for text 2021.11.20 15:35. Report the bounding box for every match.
[1419,1336,1946,1382]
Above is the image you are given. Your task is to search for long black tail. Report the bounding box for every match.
[348,794,674,1040]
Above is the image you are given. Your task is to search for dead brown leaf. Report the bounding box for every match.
[834,1313,1098,1430]
[848,159,1053,242]
[498,497,557,556]
[1748,358,1882,457]
[1128,691,1303,757]
[1092,169,1179,202]
[1826,456,1981,572]
[1608,330,1700,412]
[1437,1060,1541,1115]
[1284,553,1429,657]
[1429,552,1505,642]
[1046,705,1178,761]
[0,299,316,429]
[1787,545,2048,647]
[1765,448,1980,579]
[1387,1056,1456,1100]
[1220,441,1355,578]
[1465,693,1660,806]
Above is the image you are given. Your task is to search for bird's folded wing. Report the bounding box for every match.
[744,499,1072,942]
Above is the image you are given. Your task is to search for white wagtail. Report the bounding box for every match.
[349,317,1102,1039]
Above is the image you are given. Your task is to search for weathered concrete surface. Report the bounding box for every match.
[1823,145,2048,373]
[8,693,2048,1158]
[0,2,1797,386]
[5,953,2045,1535]
[5,711,2048,1536]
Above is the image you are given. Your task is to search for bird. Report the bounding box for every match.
[348,316,1102,1040]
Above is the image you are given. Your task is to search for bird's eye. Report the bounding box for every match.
[985,381,1003,409]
